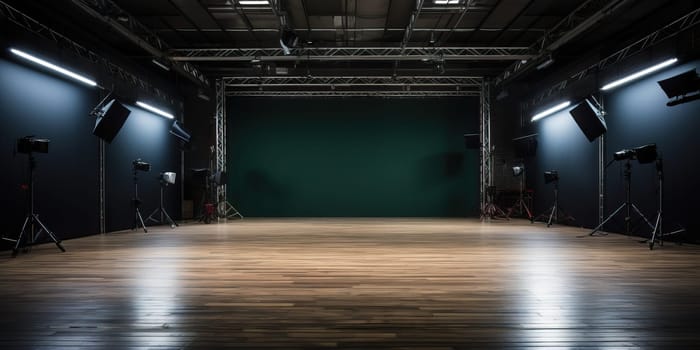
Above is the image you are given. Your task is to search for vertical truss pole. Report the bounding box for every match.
[99,139,105,234]
[215,79,227,214]
[480,80,491,211]
[599,133,605,227]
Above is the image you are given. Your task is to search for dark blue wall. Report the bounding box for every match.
[0,53,181,243]
[105,105,181,232]
[0,56,100,239]
[529,60,700,239]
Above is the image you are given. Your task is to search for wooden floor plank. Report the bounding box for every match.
[1,218,699,349]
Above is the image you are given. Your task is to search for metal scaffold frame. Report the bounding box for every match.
[522,7,700,110]
[0,0,179,106]
[169,46,533,62]
[215,79,227,208]
[479,81,492,212]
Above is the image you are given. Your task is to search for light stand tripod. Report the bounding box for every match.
[146,172,178,228]
[9,150,65,256]
[481,185,508,220]
[210,170,243,220]
[590,160,653,236]
[132,167,148,233]
[535,171,575,227]
[648,158,685,249]
[192,168,214,224]
[507,165,533,221]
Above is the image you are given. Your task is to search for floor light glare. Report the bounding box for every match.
[601,58,678,91]
[136,101,174,119]
[531,101,571,122]
[10,48,97,87]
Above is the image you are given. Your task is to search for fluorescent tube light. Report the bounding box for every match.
[136,101,174,119]
[435,0,461,4]
[531,101,571,122]
[10,48,97,87]
[239,0,269,5]
[151,58,171,71]
[601,58,678,91]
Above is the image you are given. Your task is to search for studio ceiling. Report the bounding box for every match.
[2,0,695,96]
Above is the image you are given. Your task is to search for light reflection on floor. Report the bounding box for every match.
[129,254,184,347]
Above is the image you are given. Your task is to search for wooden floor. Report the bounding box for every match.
[1,218,699,349]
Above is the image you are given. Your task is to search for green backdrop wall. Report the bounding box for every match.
[226,97,479,217]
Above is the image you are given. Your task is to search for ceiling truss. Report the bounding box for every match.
[169,46,534,62]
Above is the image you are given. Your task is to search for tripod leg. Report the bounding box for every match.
[145,207,161,224]
[589,203,626,236]
[547,205,556,227]
[12,216,31,257]
[136,209,148,233]
[649,212,661,250]
[521,200,533,222]
[162,209,178,228]
[33,215,65,252]
[631,204,655,230]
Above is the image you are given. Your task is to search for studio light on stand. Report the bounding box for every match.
[211,170,243,220]
[3,136,65,256]
[132,159,151,233]
[506,164,533,221]
[192,168,214,224]
[590,144,657,237]
[146,172,178,228]
[534,171,575,227]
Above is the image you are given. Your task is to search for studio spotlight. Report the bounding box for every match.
[613,144,657,164]
[543,171,559,184]
[160,171,176,185]
[132,159,151,172]
[614,149,636,161]
[512,165,524,177]
[17,136,49,154]
[280,28,299,55]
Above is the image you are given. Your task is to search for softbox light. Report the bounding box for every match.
[93,99,130,143]
[569,99,607,142]
[657,69,699,98]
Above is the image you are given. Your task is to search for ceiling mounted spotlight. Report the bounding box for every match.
[280,28,299,55]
